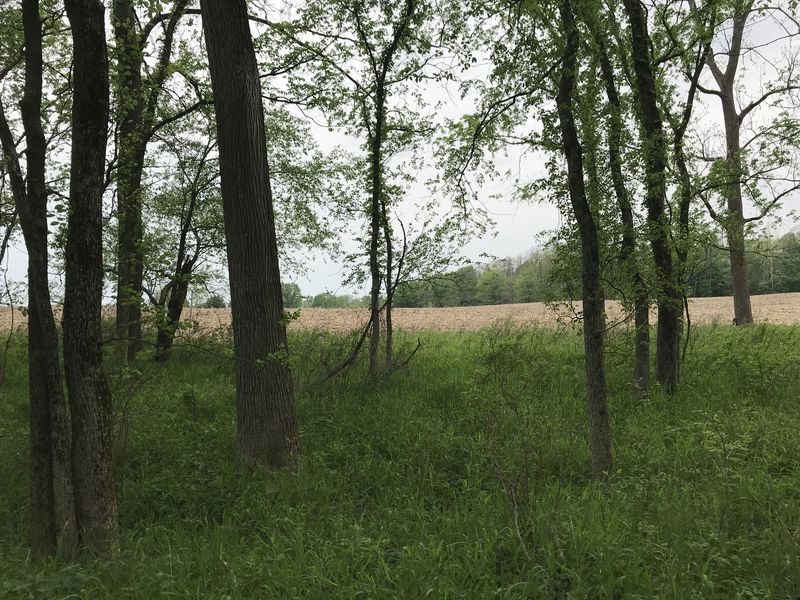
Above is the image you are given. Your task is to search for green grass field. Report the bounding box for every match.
[1,324,799,598]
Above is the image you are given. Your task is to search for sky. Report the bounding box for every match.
[1,2,798,301]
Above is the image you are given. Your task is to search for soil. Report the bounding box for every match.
[2,292,800,334]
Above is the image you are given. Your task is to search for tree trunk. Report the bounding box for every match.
[368,92,386,381]
[721,95,754,325]
[671,41,710,373]
[701,3,755,325]
[594,31,650,395]
[112,0,145,361]
[154,260,194,362]
[63,0,119,556]
[113,0,188,359]
[154,186,198,362]
[557,0,612,478]
[0,0,78,558]
[623,0,682,393]
[381,193,394,373]
[201,0,299,467]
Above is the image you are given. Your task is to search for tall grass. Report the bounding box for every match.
[1,324,799,598]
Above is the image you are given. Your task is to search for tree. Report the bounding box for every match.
[692,0,800,325]
[339,0,417,378]
[290,0,467,381]
[311,291,355,308]
[774,232,800,292]
[622,0,683,392]
[0,0,77,557]
[556,0,612,477]
[282,282,302,308]
[112,0,198,360]
[63,0,119,555]
[584,10,651,394]
[139,96,339,361]
[201,0,299,467]
[477,267,512,305]
[145,130,221,362]
[202,294,226,308]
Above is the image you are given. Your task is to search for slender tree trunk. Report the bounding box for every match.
[113,0,188,359]
[63,0,119,556]
[112,0,145,361]
[154,188,197,362]
[355,0,413,381]
[368,94,386,381]
[594,32,650,395]
[0,0,78,558]
[623,0,682,392]
[671,40,711,371]
[557,0,612,478]
[201,0,299,467]
[700,2,754,325]
[721,96,753,324]
[154,260,194,362]
[381,195,394,373]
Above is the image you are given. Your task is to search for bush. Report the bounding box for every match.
[202,294,226,309]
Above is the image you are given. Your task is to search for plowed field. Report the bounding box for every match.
[3,292,800,334]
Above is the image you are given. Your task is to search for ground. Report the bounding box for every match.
[3,292,800,333]
[1,313,799,597]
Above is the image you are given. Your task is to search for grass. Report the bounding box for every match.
[1,323,799,598]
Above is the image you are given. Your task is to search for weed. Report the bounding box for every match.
[0,326,799,597]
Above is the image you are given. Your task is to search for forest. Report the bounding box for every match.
[1,0,800,597]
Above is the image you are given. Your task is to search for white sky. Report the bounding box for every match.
[1,1,798,300]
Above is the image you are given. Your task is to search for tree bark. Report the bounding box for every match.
[557,0,612,478]
[0,0,78,558]
[704,2,755,325]
[361,0,415,381]
[721,95,754,325]
[112,0,146,361]
[154,258,196,362]
[622,0,682,393]
[63,0,119,556]
[201,0,299,467]
[113,0,188,360]
[381,194,394,373]
[368,90,385,381]
[594,31,650,395]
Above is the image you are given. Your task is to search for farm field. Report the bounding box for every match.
[3,292,800,333]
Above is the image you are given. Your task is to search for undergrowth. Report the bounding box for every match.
[0,324,799,598]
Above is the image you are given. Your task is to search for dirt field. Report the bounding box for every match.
[2,292,800,334]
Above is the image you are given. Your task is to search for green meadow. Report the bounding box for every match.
[1,324,799,598]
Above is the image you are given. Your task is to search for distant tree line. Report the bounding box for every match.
[196,232,800,312]
[688,233,800,298]
[391,233,800,308]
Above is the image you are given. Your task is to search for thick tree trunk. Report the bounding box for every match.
[0,0,78,558]
[557,0,612,478]
[623,0,682,393]
[63,0,119,556]
[201,0,299,467]
[595,32,650,395]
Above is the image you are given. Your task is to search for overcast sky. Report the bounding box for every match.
[1,2,798,301]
